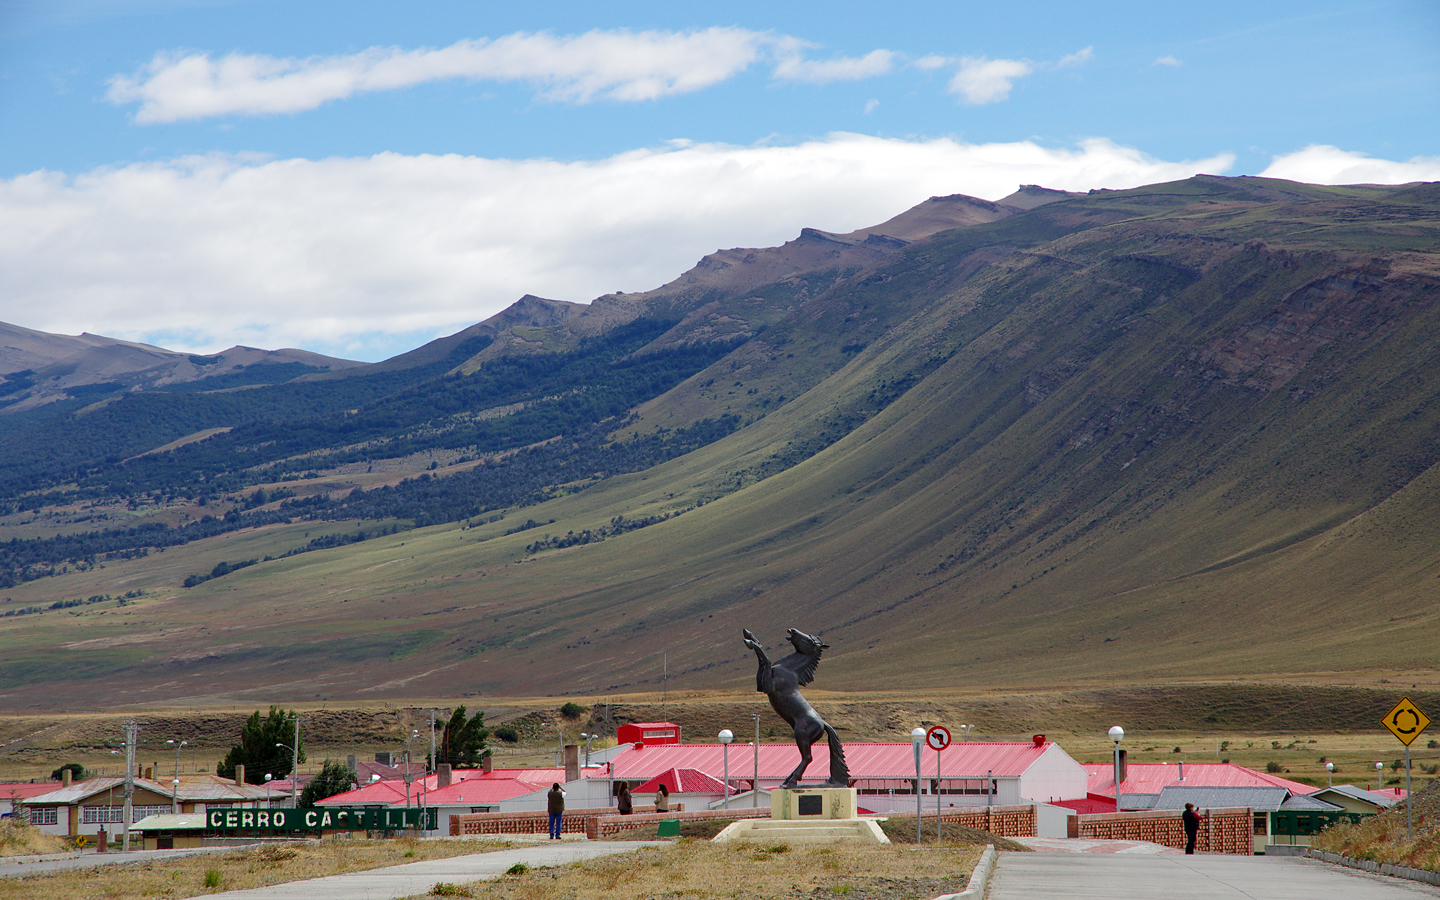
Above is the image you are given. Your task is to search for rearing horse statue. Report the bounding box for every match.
[743,627,850,787]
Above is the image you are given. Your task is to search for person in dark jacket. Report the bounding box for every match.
[547,783,565,839]
[1182,803,1201,854]
[617,782,633,815]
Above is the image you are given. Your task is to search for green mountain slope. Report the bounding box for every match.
[1,175,1439,707]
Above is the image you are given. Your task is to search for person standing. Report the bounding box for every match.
[617,782,633,815]
[1182,803,1201,854]
[655,783,669,813]
[547,783,565,839]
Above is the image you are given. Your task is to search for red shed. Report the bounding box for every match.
[616,721,681,745]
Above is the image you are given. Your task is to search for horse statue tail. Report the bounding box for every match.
[823,722,850,786]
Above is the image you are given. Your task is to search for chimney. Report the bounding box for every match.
[1178,761,1185,782]
[375,752,392,766]
[482,755,493,774]
[62,768,72,787]
[144,766,154,780]
[437,763,452,789]
[347,755,356,774]
[1032,734,1046,748]
[235,764,246,786]
[565,744,580,783]
[1117,749,1127,785]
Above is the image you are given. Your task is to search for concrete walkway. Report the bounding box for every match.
[209,839,659,900]
[0,845,236,877]
[989,852,1440,899]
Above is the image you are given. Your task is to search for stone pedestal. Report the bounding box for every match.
[771,786,858,820]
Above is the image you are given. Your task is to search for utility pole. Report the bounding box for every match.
[122,721,139,852]
[291,715,301,807]
[429,710,438,774]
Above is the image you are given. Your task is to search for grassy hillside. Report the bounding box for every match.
[1,175,1439,707]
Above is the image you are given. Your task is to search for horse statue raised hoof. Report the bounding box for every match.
[743,627,850,788]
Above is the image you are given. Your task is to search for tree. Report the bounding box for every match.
[297,759,357,806]
[50,762,84,781]
[216,706,305,784]
[438,706,490,769]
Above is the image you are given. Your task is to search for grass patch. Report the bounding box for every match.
[876,817,1031,852]
[0,821,67,857]
[1311,776,1440,872]
[0,836,507,900]
[430,840,980,900]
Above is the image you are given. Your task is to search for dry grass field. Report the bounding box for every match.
[0,836,506,900]
[404,840,982,900]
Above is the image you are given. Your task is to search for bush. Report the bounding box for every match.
[494,726,519,743]
[432,885,473,897]
[50,762,84,781]
[559,702,586,720]
[1265,761,1284,773]
[203,868,222,888]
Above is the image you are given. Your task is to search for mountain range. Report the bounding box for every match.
[0,175,1438,709]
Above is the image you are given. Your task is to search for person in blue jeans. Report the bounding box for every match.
[547,783,565,839]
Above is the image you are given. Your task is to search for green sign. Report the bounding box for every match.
[206,806,437,832]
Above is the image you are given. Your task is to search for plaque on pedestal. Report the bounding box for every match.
[771,786,859,820]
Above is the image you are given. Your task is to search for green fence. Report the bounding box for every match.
[206,806,437,833]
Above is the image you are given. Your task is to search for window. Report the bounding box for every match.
[642,730,674,739]
[82,806,126,825]
[28,807,58,826]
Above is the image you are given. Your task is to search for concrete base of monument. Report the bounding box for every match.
[771,786,859,820]
[712,817,890,845]
[712,787,889,845]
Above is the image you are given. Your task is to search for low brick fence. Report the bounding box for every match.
[451,810,589,836]
[587,807,771,839]
[1075,807,1252,854]
[884,804,1037,837]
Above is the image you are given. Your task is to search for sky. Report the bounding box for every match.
[1,0,1438,362]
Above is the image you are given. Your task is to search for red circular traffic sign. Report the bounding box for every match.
[926,725,952,751]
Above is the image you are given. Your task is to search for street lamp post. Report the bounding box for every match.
[167,739,187,813]
[911,727,925,844]
[958,724,974,742]
[1376,762,1385,791]
[1108,726,1125,807]
[1326,762,1334,788]
[752,713,761,809]
[581,732,594,767]
[265,773,273,808]
[719,729,734,809]
[276,743,297,807]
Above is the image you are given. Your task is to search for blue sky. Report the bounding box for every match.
[1,0,1437,361]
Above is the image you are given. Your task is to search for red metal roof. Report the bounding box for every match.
[1049,793,1118,814]
[0,782,68,800]
[609,741,1052,781]
[316,780,409,806]
[422,778,537,806]
[632,768,727,795]
[1083,762,1317,798]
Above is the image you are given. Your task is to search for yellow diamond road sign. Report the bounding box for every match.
[1383,697,1432,746]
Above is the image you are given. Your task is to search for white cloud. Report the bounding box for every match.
[108,28,770,122]
[947,57,1034,104]
[912,54,950,71]
[864,98,880,114]
[772,48,898,84]
[1057,46,1094,68]
[1153,55,1182,67]
[0,136,1235,360]
[108,29,904,122]
[1259,145,1440,185]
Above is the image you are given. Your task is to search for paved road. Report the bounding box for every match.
[209,839,659,900]
[989,852,1440,899]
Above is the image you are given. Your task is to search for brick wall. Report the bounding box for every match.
[1075,807,1252,855]
[588,807,771,839]
[885,804,1037,838]
[449,805,759,839]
